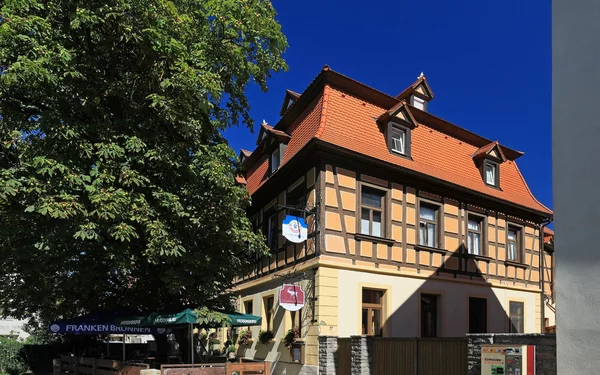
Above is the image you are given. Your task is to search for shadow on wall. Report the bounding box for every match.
[377,245,515,338]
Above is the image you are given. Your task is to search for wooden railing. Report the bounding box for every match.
[54,356,149,375]
[160,361,270,375]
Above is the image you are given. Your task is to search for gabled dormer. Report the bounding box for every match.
[378,101,418,159]
[256,121,291,174]
[396,72,434,112]
[239,149,252,164]
[472,141,506,188]
[279,89,301,116]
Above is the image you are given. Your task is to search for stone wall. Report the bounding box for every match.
[467,334,556,375]
[318,336,338,375]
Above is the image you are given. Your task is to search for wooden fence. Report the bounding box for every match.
[160,361,270,375]
[337,337,467,375]
[54,357,270,375]
[54,356,149,375]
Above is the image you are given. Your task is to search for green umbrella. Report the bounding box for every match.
[118,308,196,327]
[117,308,262,328]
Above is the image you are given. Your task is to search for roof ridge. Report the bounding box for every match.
[315,85,330,139]
[512,161,553,215]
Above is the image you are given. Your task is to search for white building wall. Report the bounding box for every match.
[0,318,29,340]
[337,269,539,337]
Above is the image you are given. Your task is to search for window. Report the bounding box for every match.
[467,216,483,255]
[419,204,439,248]
[507,226,520,261]
[263,296,275,332]
[360,186,385,237]
[362,289,384,336]
[387,122,411,157]
[421,294,439,337]
[509,301,524,333]
[391,126,406,155]
[469,297,487,333]
[291,308,303,336]
[412,96,426,111]
[244,300,253,315]
[286,186,306,212]
[271,148,280,173]
[484,161,498,187]
[266,213,278,249]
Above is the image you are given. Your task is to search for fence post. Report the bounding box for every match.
[53,358,62,375]
[74,356,79,375]
[350,335,373,375]
[264,360,271,375]
[318,336,338,375]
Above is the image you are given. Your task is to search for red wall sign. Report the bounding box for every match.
[279,284,305,311]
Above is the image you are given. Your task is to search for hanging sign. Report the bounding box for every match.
[282,215,308,243]
[279,284,305,311]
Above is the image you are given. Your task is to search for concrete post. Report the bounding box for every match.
[553,0,600,374]
[318,336,338,375]
[350,335,373,375]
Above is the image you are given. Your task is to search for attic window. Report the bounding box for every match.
[387,122,411,158]
[391,127,406,155]
[412,96,426,111]
[271,148,280,173]
[484,160,498,187]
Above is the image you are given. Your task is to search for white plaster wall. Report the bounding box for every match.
[0,318,29,340]
[337,269,538,337]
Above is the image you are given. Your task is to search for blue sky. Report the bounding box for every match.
[224,0,552,211]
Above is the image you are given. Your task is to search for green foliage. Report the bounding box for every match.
[227,344,236,353]
[0,336,26,375]
[0,0,285,322]
[258,330,274,345]
[195,307,232,327]
[283,326,300,348]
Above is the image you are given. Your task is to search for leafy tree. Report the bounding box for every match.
[0,0,285,323]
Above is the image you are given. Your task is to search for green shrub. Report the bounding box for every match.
[0,336,26,375]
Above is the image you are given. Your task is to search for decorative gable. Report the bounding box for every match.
[473,141,507,188]
[396,73,435,112]
[279,89,301,116]
[378,101,417,158]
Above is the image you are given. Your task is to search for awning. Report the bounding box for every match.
[48,307,167,335]
[117,308,262,328]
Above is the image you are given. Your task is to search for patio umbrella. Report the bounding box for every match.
[117,308,262,364]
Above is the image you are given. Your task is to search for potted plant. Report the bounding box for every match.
[237,330,253,346]
[209,334,221,354]
[226,345,237,360]
[283,326,301,348]
[258,330,274,345]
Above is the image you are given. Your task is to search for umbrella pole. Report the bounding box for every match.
[123,334,126,361]
[107,340,110,358]
[190,323,194,365]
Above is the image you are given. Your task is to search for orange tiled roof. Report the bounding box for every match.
[243,67,552,217]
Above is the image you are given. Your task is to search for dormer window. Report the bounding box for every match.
[391,125,407,155]
[271,148,281,173]
[411,96,426,111]
[484,160,499,187]
[473,141,506,188]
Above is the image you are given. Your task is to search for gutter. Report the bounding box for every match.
[539,217,553,333]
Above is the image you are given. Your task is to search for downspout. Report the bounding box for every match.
[539,217,553,333]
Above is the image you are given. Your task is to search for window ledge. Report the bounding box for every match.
[466,254,494,262]
[354,233,395,246]
[414,245,448,255]
[505,260,528,269]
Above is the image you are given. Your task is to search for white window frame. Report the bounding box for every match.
[391,126,406,155]
[412,96,426,110]
[484,161,498,187]
[271,148,280,173]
